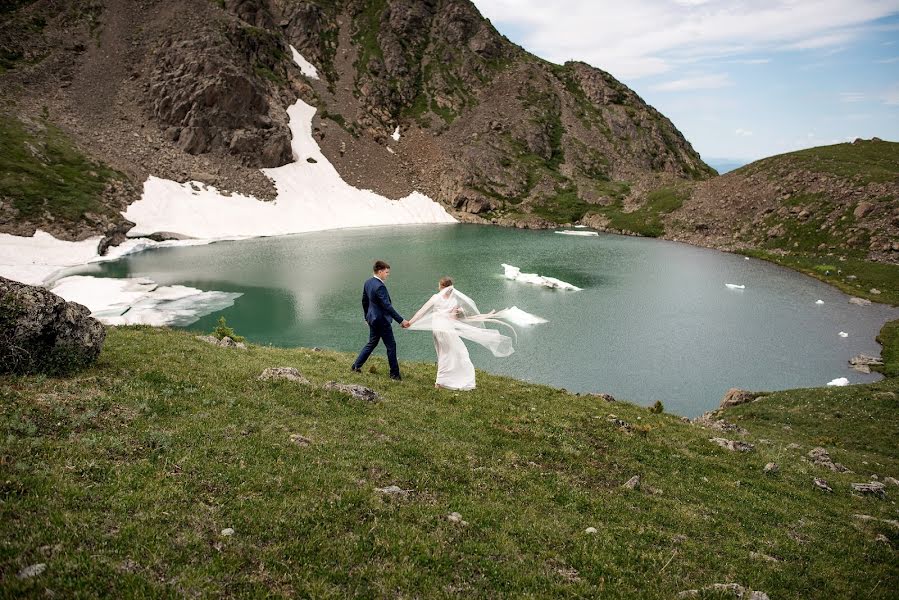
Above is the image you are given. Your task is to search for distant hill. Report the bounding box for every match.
[667,139,898,264]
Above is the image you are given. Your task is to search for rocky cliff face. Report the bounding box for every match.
[664,139,899,264]
[0,0,714,241]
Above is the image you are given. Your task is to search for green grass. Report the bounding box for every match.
[741,251,899,306]
[589,185,687,237]
[741,140,899,185]
[1,325,897,597]
[0,113,121,222]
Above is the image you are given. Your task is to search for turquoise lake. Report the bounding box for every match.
[72,224,898,417]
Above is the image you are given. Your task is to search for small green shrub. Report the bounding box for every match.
[649,400,664,414]
[212,316,245,343]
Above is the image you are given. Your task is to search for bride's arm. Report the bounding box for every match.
[408,294,437,325]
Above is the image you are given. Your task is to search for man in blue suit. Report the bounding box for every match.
[351,260,410,380]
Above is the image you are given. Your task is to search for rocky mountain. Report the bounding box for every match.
[664,139,899,264]
[0,0,714,242]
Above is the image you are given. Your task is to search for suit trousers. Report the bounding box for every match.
[352,319,400,377]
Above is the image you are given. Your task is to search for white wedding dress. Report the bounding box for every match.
[408,286,521,390]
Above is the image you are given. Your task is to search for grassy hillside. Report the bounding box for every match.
[2,325,896,598]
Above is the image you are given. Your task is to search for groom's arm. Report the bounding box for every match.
[361,287,369,320]
[374,284,404,324]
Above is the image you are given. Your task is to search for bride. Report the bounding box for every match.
[407,277,521,390]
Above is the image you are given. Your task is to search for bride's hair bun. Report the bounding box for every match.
[439,276,453,289]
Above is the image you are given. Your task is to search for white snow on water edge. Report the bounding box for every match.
[501,264,582,291]
[826,377,850,387]
[556,230,598,237]
[124,99,455,238]
[289,45,319,79]
[51,276,241,327]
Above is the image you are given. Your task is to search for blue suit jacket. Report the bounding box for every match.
[362,276,404,325]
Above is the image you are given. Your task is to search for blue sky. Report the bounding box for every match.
[472,0,899,163]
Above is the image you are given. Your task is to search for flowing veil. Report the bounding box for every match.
[407,286,541,357]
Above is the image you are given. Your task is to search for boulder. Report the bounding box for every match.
[808,447,851,473]
[709,437,754,452]
[719,388,760,409]
[259,367,309,384]
[851,481,886,497]
[0,277,105,375]
[848,354,883,374]
[622,475,641,490]
[853,202,874,219]
[848,297,871,306]
[324,381,381,402]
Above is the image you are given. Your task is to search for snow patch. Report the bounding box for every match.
[838,331,849,338]
[501,263,582,291]
[386,146,395,154]
[391,126,400,141]
[51,275,241,326]
[556,230,598,237]
[124,99,456,239]
[0,231,101,285]
[826,377,850,387]
[289,45,319,79]
[494,306,548,326]
[816,299,824,305]
[725,283,745,290]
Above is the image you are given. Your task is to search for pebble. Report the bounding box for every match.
[447,512,468,526]
[584,527,597,534]
[221,528,235,536]
[763,462,778,474]
[376,485,409,497]
[17,563,46,579]
[622,475,641,490]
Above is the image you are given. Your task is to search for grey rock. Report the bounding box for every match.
[622,475,641,490]
[848,297,872,306]
[884,476,899,486]
[447,512,468,526]
[763,462,778,474]
[376,485,409,497]
[221,528,235,536]
[719,388,760,409]
[289,434,312,446]
[709,437,754,452]
[324,381,381,402]
[750,551,779,562]
[808,447,851,472]
[0,277,105,375]
[875,534,890,544]
[591,393,616,402]
[786,443,801,450]
[814,477,833,493]
[851,481,886,497]
[849,354,883,374]
[17,563,47,579]
[259,367,309,384]
[677,583,769,599]
[217,336,247,349]
[693,412,748,435]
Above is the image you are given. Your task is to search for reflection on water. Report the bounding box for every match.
[71,224,899,417]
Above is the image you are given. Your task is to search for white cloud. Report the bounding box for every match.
[650,73,731,92]
[730,58,771,65]
[735,128,753,136]
[876,56,899,63]
[840,92,867,103]
[474,0,899,79]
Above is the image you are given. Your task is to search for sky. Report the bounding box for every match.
[472,0,899,164]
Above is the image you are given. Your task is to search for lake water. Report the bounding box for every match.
[71,225,898,417]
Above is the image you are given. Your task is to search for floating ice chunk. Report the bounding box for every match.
[124,99,455,239]
[838,331,849,338]
[493,306,548,326]
[556,230,598,237]
[744,257,750,260]
[391,126,400,141]
[725,283,745,290]
[289,45,319,79]
[815,299,824,305]
[501,264,582,291]
[574,225,588,229]
[51,276,241,326]
[826,377,850,387]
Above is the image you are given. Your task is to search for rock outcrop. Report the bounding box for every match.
[0,277,106,374]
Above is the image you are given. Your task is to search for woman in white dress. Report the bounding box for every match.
[407,277,521,390]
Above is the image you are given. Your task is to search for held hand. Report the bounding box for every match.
[401,320,411,329]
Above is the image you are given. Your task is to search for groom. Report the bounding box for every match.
[351,260,410,380]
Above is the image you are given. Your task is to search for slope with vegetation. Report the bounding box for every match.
[1,309,897,597]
